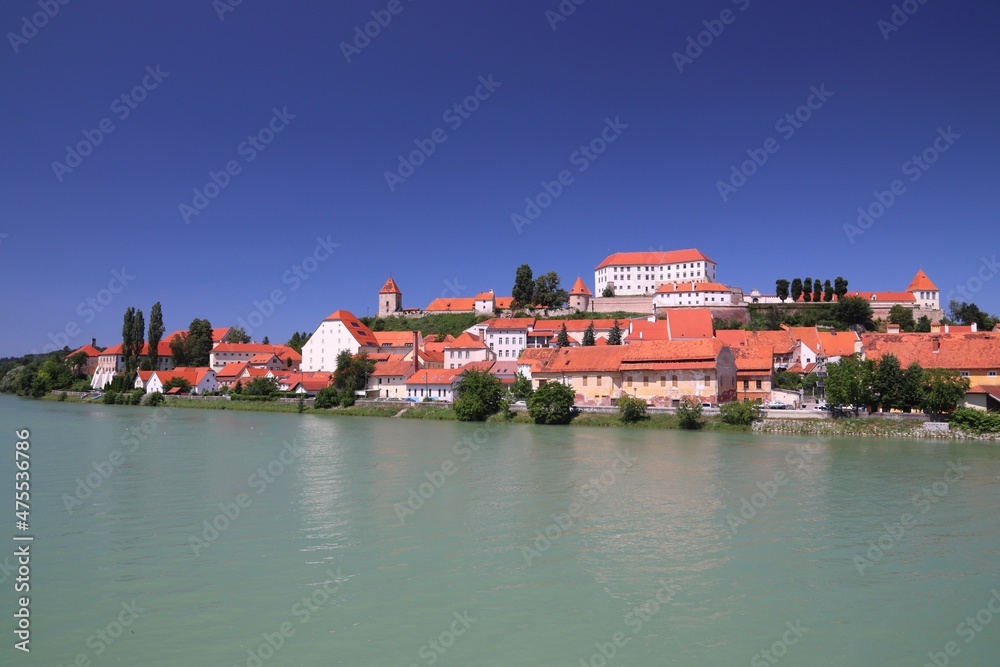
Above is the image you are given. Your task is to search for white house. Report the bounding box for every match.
[135,367,218,395]
[652,282,737,308]
[367,357,416,399]
[301,310,380,372]
[406,368,462,402]
[442,333,495,369]
[92,341,175,389]
[476,318,534,360]
[595,249,717,296]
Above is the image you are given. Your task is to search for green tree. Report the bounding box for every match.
[825,355,873,415]
[170,332,188,367]
[899,362,925,412]
[871,353,904,412]
[286,332,311,354]
[511,372,534,400]
[607,319,623,345]
[949,300,998,331]
[835,296,874,329]
[162,376,192,393]
[67,352,89,376]
[453,370,505,421]
[720,401,763,426]
[533,271,568,309]
[528,382,577,424]
[314,385,341,409]
[888,305,916,332]
[802,278,813,302]
[773,370,801,391]
[122,308,137,377]
[130,309,145,379]
[602,285,615,298]
[812,278,822,303]
[833,277,849,300]
[920,369,969,418]
[148,301,164,370]
[512,264,534,308]
[775,279,790,302]
[262,336,270,345]
[791,279,803,301]
[618,395,648,423]
[582,321,596,346]
[915,316,932,333]
[676,399,703,430]
[556,323,570,348]
[243,376,278,396]
[225,327,251,344]
[185,318,214,367]
[333,351,374,394]
[823,280,834,302]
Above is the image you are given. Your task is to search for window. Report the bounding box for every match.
[643,376,649,386]
[743,380,750,390]
[704,375,711,384]
[660,376,666,387]
[465,351,470,359]
[582,376,588,387]
[989,371,997,377]
[597,376,602,386]
[756,380,762,389]
[960,371,970,378]
[627,376,632,386]
[672,375,678,387]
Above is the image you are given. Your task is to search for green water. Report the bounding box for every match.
[1,395,999,666]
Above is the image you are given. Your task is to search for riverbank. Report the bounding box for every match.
[36,391,1000,440]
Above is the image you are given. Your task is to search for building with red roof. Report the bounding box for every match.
[65,340,102,376]
[862,332,1000,387]
[595,248,717,296]
[134,367,218,395]
[443,332,494,369]
[301,310,380,373]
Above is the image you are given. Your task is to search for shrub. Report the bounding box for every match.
[58,392,68,402]
[102,391,119,404]
[720,401,763,426]
[528,382,577,425]
[314,386,340,409]
[949,407,1000,433]
[453,370,505,422]
[340,389,356,408]
[618,395,648,423]
[142,392,164,407]
[675,399,703,430]
[128,389,145,405]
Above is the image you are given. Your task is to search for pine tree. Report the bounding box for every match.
[556,323,570,348]
[607,319,623,345]
[148,302,164,370]
[582,321,596,346]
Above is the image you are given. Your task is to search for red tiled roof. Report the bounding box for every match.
[621,339,725,364]
[655,281,730,294]
[216,362,248,379]
[474,291,495,301]
[907,269,938,292]
[968,385,1000,398]
[154,367,215,386]
[625,320,670,343]
[715,330,749,347]
[542,346,628,373]
[789,327,822,354]
[596,249,715,270]
[484,318,536,330]
[407,368,462,386]
[445,332,486,349]
[862,332,1000,370]
[322,310,379,347]
[518,347,560,371]
[495,297,514,310]
[731,344,773,372]
[66,344,102,358]
[569,277,592,296]
[99,341,173,357]
[418,349,444,364]
[534,319,617,333]
[665,309,714,339]
[461,360,496,374]
[816,330,859,358]
[374,331,419,347]
[371,359,416,378]
[746,330,796,355]
[379,276,402,294]
[425,298,477,312]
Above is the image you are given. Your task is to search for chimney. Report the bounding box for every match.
[971,322,978,333]
[412,330,420,373]
[932,336,940,353]
[887,324,900,334]
[91,338,96,348]
[931,321,941,334]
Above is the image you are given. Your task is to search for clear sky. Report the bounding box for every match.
[2,0,998,356]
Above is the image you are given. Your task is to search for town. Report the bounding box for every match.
[9,247,989,421]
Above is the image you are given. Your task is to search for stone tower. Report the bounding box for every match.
[569,276,592,312]
[379,276,402,317]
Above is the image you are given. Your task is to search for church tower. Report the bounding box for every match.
[379,276,403,317]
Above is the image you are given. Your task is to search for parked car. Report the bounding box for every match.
[768,402,788,410]
[513,401,526,406]
[814,402,830,411]
[701,402,713,409]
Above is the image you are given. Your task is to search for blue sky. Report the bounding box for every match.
[2,0,998,356]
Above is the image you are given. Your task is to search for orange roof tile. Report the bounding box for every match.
[380,276,402,294]
[425,298,477,312]
[569,277,592,296]
[596,249,715,270]
[517,347,559,371]
[495,297,514,310]
[474,291,495,301]
[484,318,536,330]
[374,331,419,347]
[862,332,1000,370]
[665,309,714,339]
[445,332,486,349]
[542,346,628,373]
[621,339,725,364]
[216,362,249,379]
[907,269,938,292]
[66,344,102,358]
[625,319,671,343]
[816,330,859,358]
[655,281,730,294]
[322,310,379,346]
[371,359,416,377]
[715,330,749,347]
[407,368,463,385]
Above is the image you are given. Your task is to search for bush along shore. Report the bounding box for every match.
[37,391,1000,440]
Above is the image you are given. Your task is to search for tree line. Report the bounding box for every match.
[775,277,848,303]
